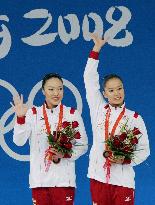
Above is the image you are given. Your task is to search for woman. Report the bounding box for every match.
[12,73,88,205]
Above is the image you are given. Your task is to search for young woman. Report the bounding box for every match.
[84,34,150,205]
[12,73,88,205]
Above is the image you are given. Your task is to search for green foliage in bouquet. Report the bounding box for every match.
[105,119,142,161]
[47,121,81,155]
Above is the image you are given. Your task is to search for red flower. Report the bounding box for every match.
[60,135,69,143]
[133,127,141,135]
[113,138,121,148]
[72,121,79,128]
[32,107,37,114]
[63,142,72,149]
[64,153,72,158]
[62,121,70,128]
[119,132,127,141]
[74,131,81,139]
[123,158,131,164]
[131,137,138,145]
[123,146,131,153]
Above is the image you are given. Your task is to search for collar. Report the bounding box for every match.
[108,102,125,112]
[44,101,62,114]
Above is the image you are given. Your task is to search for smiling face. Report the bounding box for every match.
[43,77,64,109]
[103,78,125,107]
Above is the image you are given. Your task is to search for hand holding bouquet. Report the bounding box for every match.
[104,120,142,164]
[103,119,142,183]
[45,120,81,171]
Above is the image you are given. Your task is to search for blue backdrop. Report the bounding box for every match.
[0,0,155,204]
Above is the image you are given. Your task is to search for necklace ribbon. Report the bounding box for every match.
[104,105,125,183]
[43,103,63,171]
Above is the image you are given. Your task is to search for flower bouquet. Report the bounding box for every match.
[103,119,142,182]
[104,120,142,163]
[45,120,81,171]
[104,122,142,163]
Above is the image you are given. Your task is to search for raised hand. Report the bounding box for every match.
[11,94,28,117]
[91,33,108,52]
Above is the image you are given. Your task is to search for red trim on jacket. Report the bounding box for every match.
[134,112,139,118]
[89,51,99,60]
[70,108,76,114]
[32,107,37,114]
[17,116,26,124]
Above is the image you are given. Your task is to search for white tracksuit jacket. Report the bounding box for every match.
[84,53,150,188]
[13,103,88,188]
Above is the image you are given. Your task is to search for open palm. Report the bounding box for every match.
[91,33,108,52]
[11,94,28,117]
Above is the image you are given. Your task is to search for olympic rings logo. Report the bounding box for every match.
[0,79,83,161]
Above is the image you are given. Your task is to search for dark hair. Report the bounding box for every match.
[103,74,123,90]
[42,73,63,90]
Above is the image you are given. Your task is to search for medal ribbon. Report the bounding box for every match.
[43,103,63,171]
[43,103,63,134]
[104,105,125,183]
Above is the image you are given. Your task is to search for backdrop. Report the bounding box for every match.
[0,0,155,204]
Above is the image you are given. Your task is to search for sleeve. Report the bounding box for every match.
[66,109,88,161]
[83,51,107,122]
[131,115,150,166]
[13,109,33,146]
